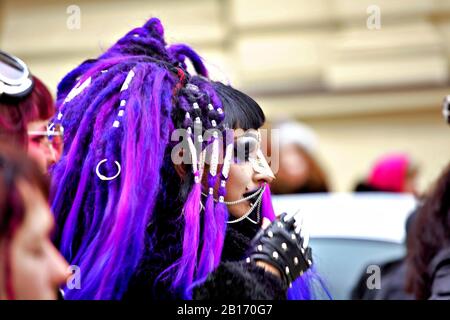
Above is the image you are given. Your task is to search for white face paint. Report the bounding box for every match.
[250,149,275,180]
[224,129,275,221]
[234,130,275,179]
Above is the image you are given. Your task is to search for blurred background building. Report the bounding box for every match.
[1,0,449,192]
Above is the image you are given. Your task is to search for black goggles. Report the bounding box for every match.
[0,50,34,102]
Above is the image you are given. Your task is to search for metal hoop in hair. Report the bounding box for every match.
[95,159,121,181]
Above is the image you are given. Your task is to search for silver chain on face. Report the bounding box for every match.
[226,184,265,224]
[200,184,266,225]
[201,185,264,205]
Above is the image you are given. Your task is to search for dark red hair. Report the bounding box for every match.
[0,142,50,299]
[0,76,55,148]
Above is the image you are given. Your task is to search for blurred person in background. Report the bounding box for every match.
[0,143,69,299]
[0,50,62,173]
[403,96,450,300]
[350,209,417,300]
[354,153,419,196]
[406,163,450,300]
[443,95,449,125]
[270,121,330,194]
[350,153,420,300]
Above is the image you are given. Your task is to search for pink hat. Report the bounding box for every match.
[368,153,410,192]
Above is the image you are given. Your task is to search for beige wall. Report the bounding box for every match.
[308,109,449,192]
[1,0,449,192]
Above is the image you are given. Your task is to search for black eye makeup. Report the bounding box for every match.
[234,136,259,163]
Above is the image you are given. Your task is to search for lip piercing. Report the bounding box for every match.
[96,159,121,181]
[226,186,264,224]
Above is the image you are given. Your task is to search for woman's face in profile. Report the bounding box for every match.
[27,119,63,173]
[180,128,274,222]
[0,180,69,300]
[224,128,275,220]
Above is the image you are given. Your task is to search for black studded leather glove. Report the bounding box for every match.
[246,212,313,287]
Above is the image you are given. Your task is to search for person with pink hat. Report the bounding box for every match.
[355,153,419,196]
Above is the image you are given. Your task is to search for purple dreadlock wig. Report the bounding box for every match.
[51,17,324,300]
[51,17,236,299]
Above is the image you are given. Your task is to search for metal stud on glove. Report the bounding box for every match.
[246,212,313,287]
